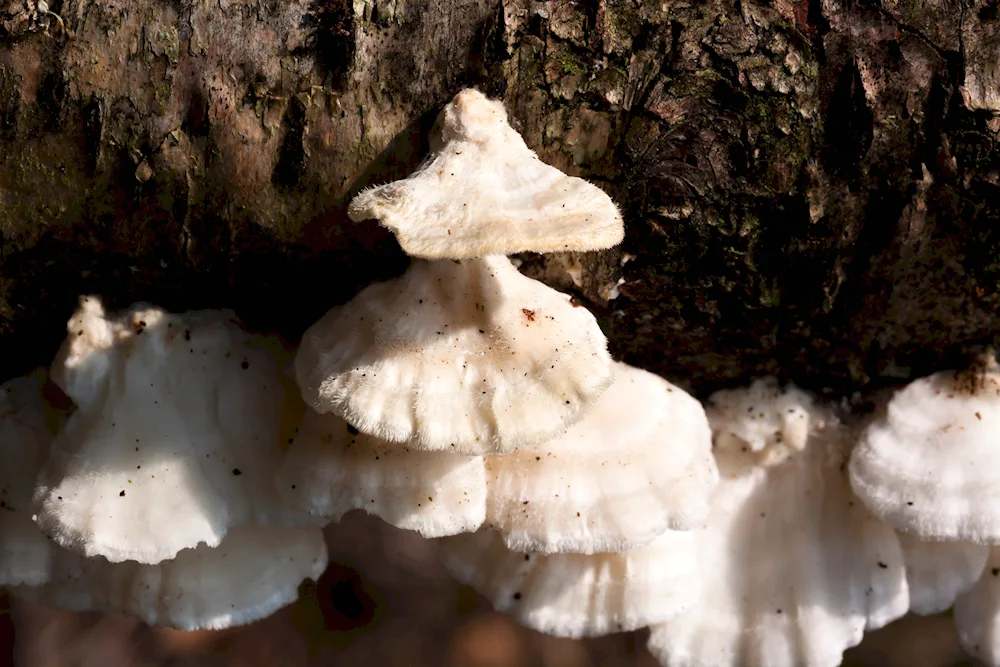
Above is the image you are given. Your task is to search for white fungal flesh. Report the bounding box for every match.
[439,528,698,638]
[0,373,76,586]
[896,531,987,615]
[277,408,486,537]
[15,525,328,631]
[648,383,908,667]
[955,548,1000,666]
[83,524,328,630]
[849,370,1000,542]
[348,89,623,259]
[34,298,311,564]
[707,377,827,467]
[295,256,614,454]
[485,361,717,554]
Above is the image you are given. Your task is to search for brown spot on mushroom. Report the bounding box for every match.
[232,468,242,476]
[521,308,536,322]
[119,490,125,497]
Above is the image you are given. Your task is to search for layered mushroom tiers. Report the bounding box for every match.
[1,89,997,667]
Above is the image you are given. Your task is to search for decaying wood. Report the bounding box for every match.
[0,0,998,398]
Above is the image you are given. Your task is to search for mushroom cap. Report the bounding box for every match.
[0,373,77,587]
[954,547,1000,666]
[277,408,486,537]
[347,89,624,259]
[295,256,614,454]
[439,528,698,638]
[34,298,314,564]
[484,361,717,554]
[647,388,908,667]
[896,532,986,615]
[849,370,1000,542]
[14,525,328,631]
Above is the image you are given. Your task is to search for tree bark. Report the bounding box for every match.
[0,0,997,397]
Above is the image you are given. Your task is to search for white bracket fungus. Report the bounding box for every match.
[849,369,1000,543]
[33,297,316,564]
[348,89,624,259]
[647,380,909,667]
[277,408,487,537]
[295,256,614,454]
[484,361,717,554]
[439,528,698,639]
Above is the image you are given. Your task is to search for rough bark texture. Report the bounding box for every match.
[1,0,999,398]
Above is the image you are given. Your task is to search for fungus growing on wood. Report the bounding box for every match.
[439,528,698,638]
[0,363,327,631]
[277,408,487,537]
[849,368,1000,543]
[33,297,314,564]
[647,379,908,667]
[348,89,624,259]
[483,361,717,554]
[295,255,614,454]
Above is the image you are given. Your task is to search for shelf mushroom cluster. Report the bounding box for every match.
[0,87,997,667]
[0,302,328,630]
[282,88,720,638]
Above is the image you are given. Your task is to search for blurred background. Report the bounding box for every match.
[2,512,978,667]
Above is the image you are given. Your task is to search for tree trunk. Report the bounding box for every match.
[0,0,997,396]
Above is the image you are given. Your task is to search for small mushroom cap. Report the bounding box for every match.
[277,408,487,537]
[0,373,77,587]
[439,528,698,638]
[484,361,717,554]
[849,370,1000,542]
[648,390,908,667]
[348,89,624,259]
[955,548,1000,666]
[295,256,614,454]
[897,532,987,615]
[35,298,314,565]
